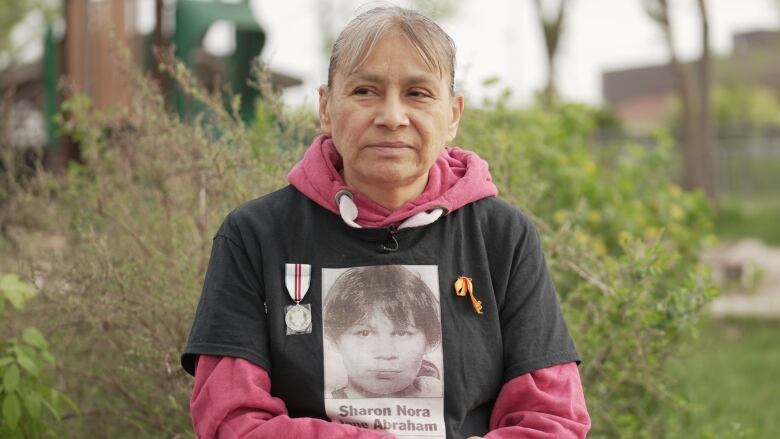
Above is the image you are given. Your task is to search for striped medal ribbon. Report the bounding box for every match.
[284,263,312,332]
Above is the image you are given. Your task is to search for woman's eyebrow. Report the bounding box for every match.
[346,72,440,87]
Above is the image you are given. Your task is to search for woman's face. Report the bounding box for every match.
[335,308,428,396]
[319,33,464,193]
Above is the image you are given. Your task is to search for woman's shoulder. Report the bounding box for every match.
[216,185,310,240]
[462,196,538,235]
[232,185,304,218]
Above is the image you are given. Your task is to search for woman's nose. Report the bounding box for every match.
[374,95,409,130]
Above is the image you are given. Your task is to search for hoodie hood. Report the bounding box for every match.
[288,134,497,229]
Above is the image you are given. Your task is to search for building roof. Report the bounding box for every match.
[602,29,780,107]
[602,63,676,106]
[734,29,780,55]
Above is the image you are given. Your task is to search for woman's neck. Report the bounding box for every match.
[343,172,428,211]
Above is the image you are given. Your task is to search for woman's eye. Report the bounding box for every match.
[409,90,431,98]
[393,330,414,337]
[356,330,371,336]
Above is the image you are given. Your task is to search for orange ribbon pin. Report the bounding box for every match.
[454,276,483,314]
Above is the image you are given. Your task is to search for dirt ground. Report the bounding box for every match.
[704,239,780,317]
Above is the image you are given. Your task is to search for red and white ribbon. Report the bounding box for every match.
[285,263,311,303]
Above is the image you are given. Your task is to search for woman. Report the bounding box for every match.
[182,6,590,439]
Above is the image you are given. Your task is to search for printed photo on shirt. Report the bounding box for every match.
[322,265,445,438]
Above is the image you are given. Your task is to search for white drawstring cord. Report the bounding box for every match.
[335,190,444,230]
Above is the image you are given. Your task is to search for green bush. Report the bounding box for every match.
[5,55,315,437]
[456,89,716,438]
[3,63,714,437]
[0,274,73,438]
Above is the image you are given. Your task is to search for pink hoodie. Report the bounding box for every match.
[190,136,590,438]
[287,134,498,227]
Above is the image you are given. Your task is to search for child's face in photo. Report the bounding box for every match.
[335,308,428,396]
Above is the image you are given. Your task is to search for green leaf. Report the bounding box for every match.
[16,355,38,376]
[0,357,12,368]
[2,393,21,428]
[41,351,55,365]
[21,328,48,350]
[41,397,61,421]
[2,364,20,393]
[0,274,37,310]
[13,347,39,376]
[24,392,42,421]
[59,391,79,415]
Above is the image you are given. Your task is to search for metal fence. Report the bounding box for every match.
[714,134,780,198]
[594,127,780,200]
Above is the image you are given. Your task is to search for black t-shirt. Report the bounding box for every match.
[182,185,579,438]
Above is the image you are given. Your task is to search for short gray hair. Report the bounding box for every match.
[327,6,456,93]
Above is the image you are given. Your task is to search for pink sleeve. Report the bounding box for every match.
[484,362,591,439]
[190,355,393,439]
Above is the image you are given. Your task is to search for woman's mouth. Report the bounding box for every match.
[365,142,413,155]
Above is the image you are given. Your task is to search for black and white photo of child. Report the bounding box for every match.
[323,265,443,399]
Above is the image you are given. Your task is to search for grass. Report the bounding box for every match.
[665,318,780,438]
[715,195,780,246]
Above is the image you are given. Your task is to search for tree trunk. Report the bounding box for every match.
[696,0,715,198]
[152,0,167,94]
[533,0,568,108]
[647,0,714,198]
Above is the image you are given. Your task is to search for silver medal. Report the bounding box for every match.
[285,303,311,332]
[285,263,312,334]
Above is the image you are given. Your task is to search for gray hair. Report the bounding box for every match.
[326,6,456,94]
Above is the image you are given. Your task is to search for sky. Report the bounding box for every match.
[231,0,780,109]
[14,0,778,109]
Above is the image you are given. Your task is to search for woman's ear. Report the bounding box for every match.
[446,93,465,141]
[318,85,332,134]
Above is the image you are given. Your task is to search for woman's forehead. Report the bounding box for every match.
[341,70,444,88]
[334,33,449,87]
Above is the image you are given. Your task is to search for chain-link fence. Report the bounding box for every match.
[594,126,780,200]
[714,133,780,198]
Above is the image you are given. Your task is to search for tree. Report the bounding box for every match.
[152,0,166,90]
[0,0,36,59]
[644,0,715,198]
[0,0,59,68]
[695,0,713,198]
[532,0,570,108]
[0,0,59,132]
